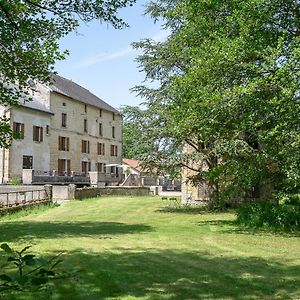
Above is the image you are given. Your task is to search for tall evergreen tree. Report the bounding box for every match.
[133,0,300,202]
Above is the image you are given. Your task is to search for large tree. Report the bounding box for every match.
[121,105,181,177]
[133,0,300,203]
[0,0,135,145]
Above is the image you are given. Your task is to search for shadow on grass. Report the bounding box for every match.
[0,221,153,242]
[197,219,300,237]
[156,206,209,215]
[4,249,299,300]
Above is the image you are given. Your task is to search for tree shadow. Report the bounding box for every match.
[197,219,300,237]
[0,221,153,243]
[156,206,210,215]
[10,249,299,300]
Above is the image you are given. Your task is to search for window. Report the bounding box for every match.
[84,104,87,113]
[97,143,105,155]
[46,125,49,135]
[84,119,88,133]
[110,144,118,157]
[62,102,66,106]
[81,161,91,175]
[33,126,43,142]
[112,126,115,138]
[82,140,90,153]
[61,113,67,127]
[97,162,106,173]
[112,112,115,120]
[23,156,33,169]
[13,122,24,139]
[58,159,71,176]
[99,123,103,136]
[99,109,102,117]
[58,136,70,151]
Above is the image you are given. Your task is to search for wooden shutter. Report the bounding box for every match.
[33,126,36,141]
[67,160,71,176]
[21,123,24,139]
[58,136,61,150]
[82,140,84,153]
[58,159,62,176]
[103,143,105,155]
[88,141,90,153]
[40,127,43,142]
[67,137,70,151]
[88,162,91,171]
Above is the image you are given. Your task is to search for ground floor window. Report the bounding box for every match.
[58,159,71,176]
[97,162,106,173]
[23,156,33,169]
[82,161,91,175]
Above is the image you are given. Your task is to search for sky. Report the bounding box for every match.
[54,0,169,111]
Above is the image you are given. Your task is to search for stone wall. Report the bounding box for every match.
[75,186,150,200]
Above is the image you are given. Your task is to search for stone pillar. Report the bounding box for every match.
[44,184,53,201]
[89,171,99,187]
[68,184,76,200]
[22,169,34,185]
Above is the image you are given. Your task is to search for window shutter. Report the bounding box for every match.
[88,162,91,171]
[115,146,118,156]
[82,140,84,153]
[58,136,61,150]
[88,141,90,153]
[13,122,16,134]
[67,137,70,151]
[40,127,43,142]
[67,160,71,176]
[103,144,105,155]
[33,126,36,141]
[21,123,24,139]
[58,159,62,176]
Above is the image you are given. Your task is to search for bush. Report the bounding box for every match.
[8,177,22,185]
[236,202,300,232]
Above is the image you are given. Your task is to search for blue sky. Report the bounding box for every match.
[55,0,169,110]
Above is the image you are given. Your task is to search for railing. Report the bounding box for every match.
[0,188,50,211]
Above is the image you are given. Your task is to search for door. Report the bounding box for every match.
[23,156,33,169]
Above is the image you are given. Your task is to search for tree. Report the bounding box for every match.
[133,0,300,203]
[0,0,135,145]
[121,104,181,178]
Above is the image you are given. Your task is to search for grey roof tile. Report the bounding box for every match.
[51,74,118,113]
[18,97,53,115]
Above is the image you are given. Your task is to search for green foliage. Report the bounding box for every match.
[133,0,300,203]
[120,104,182,178]
[0,243,65,292]
[8,177,21,185]
[236,203,300,232]
[0,0,135,145]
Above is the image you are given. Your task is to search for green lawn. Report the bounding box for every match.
[0,196,300,299]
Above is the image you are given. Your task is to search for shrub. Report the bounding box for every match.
[0,243,68,292]
[8,177,22,185]
[236,202,300,232]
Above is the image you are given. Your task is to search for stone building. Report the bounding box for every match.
[0,74,122,183]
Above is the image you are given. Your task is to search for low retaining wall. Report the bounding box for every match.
[75,186,150,200]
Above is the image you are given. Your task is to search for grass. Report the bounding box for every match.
[0,196,299,299]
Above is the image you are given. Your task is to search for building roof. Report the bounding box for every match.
[18,97,53,115]
[51,74,118,113]
[123,159,144,173]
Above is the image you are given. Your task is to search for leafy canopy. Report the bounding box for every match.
[0,0,135,145]
[133,0,300,202]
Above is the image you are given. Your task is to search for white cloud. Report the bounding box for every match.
[75,29,170,69]
[75,47,133,68]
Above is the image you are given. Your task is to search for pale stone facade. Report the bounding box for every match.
[181,145,211,203]
[0,75,122,183]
